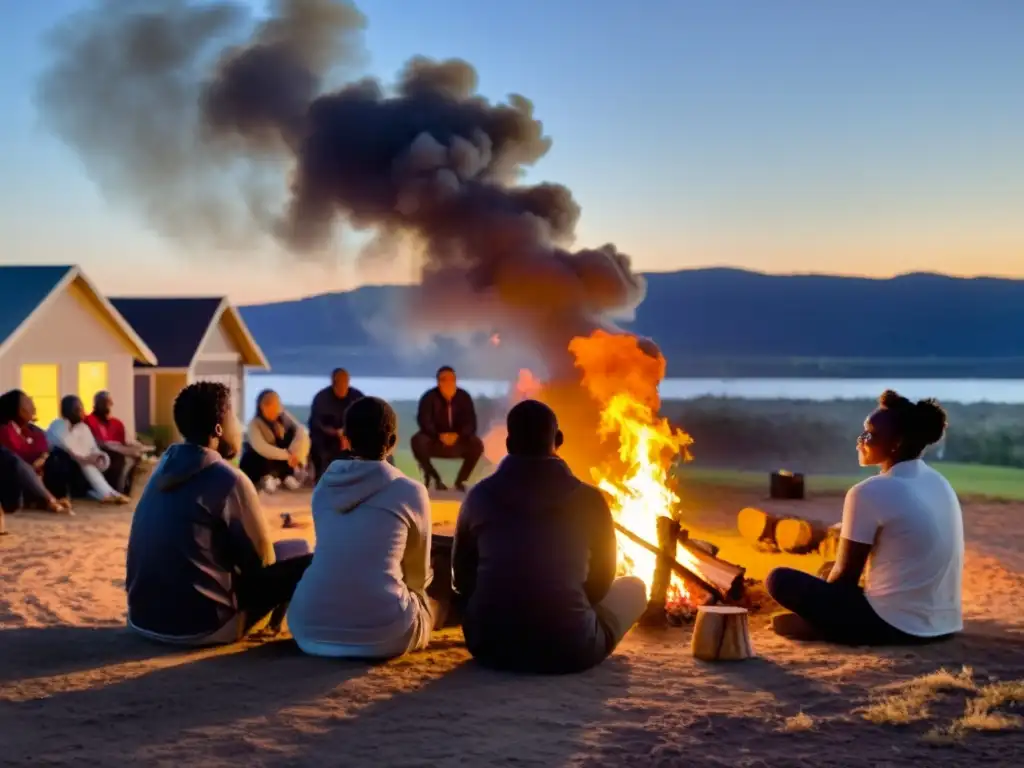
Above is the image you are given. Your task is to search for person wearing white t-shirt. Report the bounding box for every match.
[766,390,963,645]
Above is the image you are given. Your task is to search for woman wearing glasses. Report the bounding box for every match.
[766,390,963,645]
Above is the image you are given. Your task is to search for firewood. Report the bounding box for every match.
[676,534,746,601]
[818,525,841,561]
[640,516,681,626]
[773,517,828,554]
[614,521,723,601]
[691,606,754,661]
[737,506,780,545]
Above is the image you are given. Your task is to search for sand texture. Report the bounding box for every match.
[1,481,1023,767]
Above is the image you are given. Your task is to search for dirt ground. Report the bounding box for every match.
[1,482,1022,767]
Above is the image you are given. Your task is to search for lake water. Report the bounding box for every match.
[245,373,1024,417]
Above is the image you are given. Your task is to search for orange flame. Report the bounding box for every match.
[570,331,694,601]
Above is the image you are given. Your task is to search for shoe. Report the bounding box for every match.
[282,476,301,491]
[434,479,449,492]
[454,482,468,493]
[261,476,280,494]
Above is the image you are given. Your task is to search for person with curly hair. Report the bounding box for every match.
[125,381,313,646]
[767,390,963,645]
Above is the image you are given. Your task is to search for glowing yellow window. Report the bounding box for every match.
[78,362,108,406]
[20,364,60,428]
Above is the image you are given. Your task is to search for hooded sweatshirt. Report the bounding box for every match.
[287,458,433,656]
[453,455,619,673]
[125,443,276,644]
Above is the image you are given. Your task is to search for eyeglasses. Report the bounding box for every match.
[857,431,873,444]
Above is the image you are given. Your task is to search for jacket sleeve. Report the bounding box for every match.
[246,419,290,461]
[416,392,437,438]
[459,391,478,438]
[309,391,338,441]
[284,412,311,465]
[451,492,479,603]
[582,487,618,605]
[223,471,277,574]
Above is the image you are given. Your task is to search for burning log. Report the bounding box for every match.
[676,531,745,601]
[691,606,755,661]
[639,516,682,626]
[614,519,747,610]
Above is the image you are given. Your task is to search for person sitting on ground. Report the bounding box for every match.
[452,399,648,674]
[308,368,364,481]
[240,389,311,493]
[0,389,52,478]
[125,381,313,646]
[0,444,73,518]
[287,396,440,660]
[85,390,152,498]
[410,366,484,492]
[765,390,963,646]
[46,395,129,504]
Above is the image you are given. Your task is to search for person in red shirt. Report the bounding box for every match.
[85,391,152,496]
[0,389,72,516]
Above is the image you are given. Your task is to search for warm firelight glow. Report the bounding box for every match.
[489,333,501,346]
[570,330,695,602]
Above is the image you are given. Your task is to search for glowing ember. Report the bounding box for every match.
[570,331,695,602]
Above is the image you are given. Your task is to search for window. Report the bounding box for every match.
[78,361,108,406]
[20,364,60,428]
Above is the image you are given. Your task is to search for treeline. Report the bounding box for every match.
[280,396,1024,473]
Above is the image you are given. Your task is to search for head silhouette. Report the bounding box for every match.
[173,381,241,460]
[506,399,563,457]
[343,396,397,461]
[857,389,948,468]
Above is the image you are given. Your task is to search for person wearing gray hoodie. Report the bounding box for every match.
[126,382,313,645]
[287,397,437,659]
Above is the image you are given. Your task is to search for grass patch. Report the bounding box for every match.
[678,462,1024,501]
[862,667,976,726]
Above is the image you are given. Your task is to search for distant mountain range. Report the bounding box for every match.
[239,268,1024,379]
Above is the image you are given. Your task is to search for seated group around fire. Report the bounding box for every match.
[766,390,963,646]
[0,388,149,515]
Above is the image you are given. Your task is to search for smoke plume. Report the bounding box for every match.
[38,0,656,402]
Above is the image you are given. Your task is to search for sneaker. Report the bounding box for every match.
[454,482,468,494]
[282,476,301,491]
[261,476,280,494]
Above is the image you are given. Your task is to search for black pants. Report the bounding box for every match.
[104,452,140,497]
[42,449,91,500]
[410,432,484,486]
[236,540,314,632]
[765,567,950,646]
[0,447,50,513]
[427,534,462,629]
[239,447,294,486]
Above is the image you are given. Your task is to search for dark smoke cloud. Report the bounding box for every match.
[38,0,651,380]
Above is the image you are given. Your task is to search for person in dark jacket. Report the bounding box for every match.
[125,381,313,646]
[410,366,484,492]
[452,399,647,674]
[308,368,364,481]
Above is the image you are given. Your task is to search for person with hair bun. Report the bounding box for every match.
[766,390,964,645]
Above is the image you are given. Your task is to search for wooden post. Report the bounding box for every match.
[640,516,681,626]
[691,606,754,661]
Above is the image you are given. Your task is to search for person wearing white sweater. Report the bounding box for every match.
[239,389,311,494]
[287,396,436,659]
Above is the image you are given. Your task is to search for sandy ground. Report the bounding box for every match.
[1,478,1023,767]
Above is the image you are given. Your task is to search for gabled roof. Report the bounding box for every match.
[0,265,157,364]
[109,296,269,370]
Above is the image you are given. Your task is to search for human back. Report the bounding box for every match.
[844,459,963,637]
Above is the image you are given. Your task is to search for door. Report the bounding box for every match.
[20,364,60,427]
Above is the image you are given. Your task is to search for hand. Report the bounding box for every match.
[287,453,301,469]
[440,433,458,447]
[33,453,48,470]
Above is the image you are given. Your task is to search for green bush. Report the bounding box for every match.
[137,424,175,455]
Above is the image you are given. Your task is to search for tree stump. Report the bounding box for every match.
[691,606,755,661]
[737,507,780,545]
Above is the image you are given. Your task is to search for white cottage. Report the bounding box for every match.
[0,265,157,434]
[109,297,269,438]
